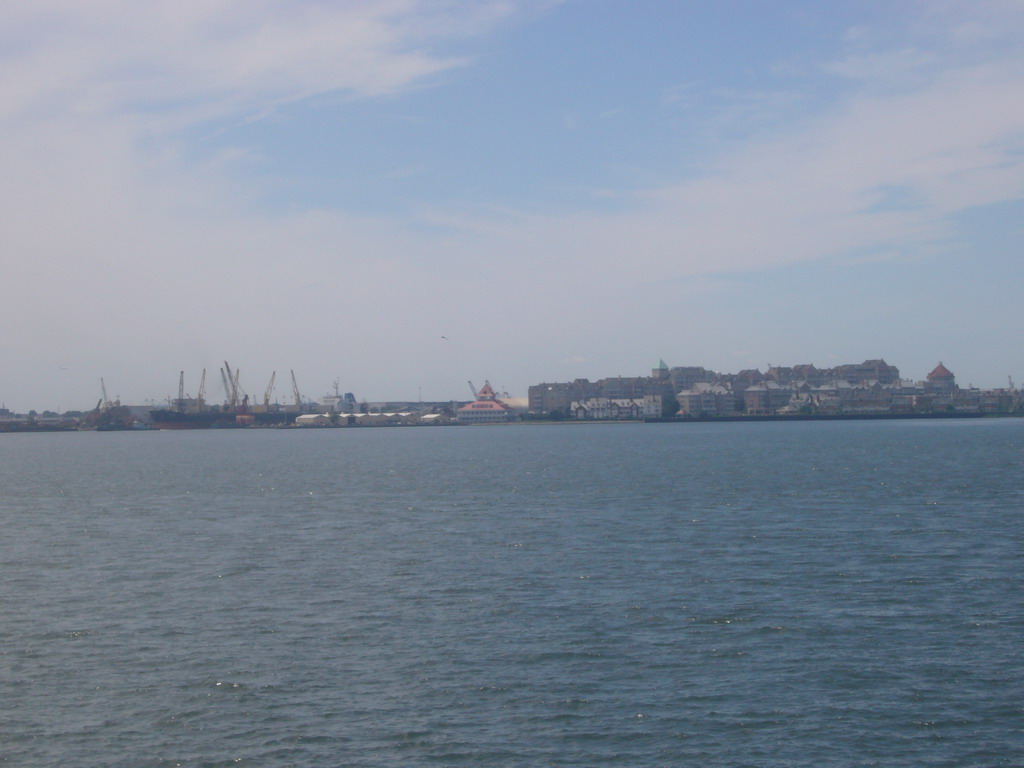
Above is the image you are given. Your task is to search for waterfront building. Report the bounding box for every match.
[457,382,515,424]
[529,359,1017,418]
[599,376,666,399]
[926,362,957,395]
[743,382,794,415]
[528,379,599,414]
[570,396,662,420]
[666,366,717,392]
[676,383,739,417]
[726,369,766,394]
[831,359,901,385]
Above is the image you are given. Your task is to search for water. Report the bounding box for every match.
[1,420,1022,766]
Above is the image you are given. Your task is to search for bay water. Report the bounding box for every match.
[2,419,1022,766]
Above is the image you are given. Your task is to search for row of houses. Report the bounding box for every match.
[299,360,1016,426]
[529,359,906,415]
[676,362,976,416]
[531,360,1022,418]
[569,395,662,420]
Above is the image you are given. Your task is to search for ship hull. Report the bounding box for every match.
[148,409,298,429]
[148,410,241,429]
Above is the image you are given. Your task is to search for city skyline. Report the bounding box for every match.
[0,356,1008,416]
[2,1,1023,412]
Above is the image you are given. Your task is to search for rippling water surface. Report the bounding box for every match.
[2,420,1023,766]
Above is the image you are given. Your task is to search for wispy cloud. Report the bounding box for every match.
[0,0,511,127]
[1,1,1023,406]
[449,7,1024,279]
[825,47,938,85]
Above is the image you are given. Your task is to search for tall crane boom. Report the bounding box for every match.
[220,367,232,404]
[197,369,207,406]
[264,371,276,407]
[99,378,119,409]
[291,370,302,408]
[223,361,240,407]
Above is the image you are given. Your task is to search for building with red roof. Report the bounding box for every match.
[926,362,956,394]
[457,381,515,424]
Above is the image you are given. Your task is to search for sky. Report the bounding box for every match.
[2,0,1023,410]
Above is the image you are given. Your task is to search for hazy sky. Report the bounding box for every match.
[3,0,1023,410]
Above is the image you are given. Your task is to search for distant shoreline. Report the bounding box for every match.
[3,410,1019,434]
[644,411,1012,424]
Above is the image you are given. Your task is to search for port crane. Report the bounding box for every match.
[264,371,276,407]
[291,370,302,408]
[220,361,247,408]
[220,367,233,406]
[89,378,121,428]
[99,378,118,409]
[467,380,478,399]
[196,369,206,407]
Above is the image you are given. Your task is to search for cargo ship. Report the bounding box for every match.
[148,364,309,429]
[147,407,244,429]
[147,405,298,429]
